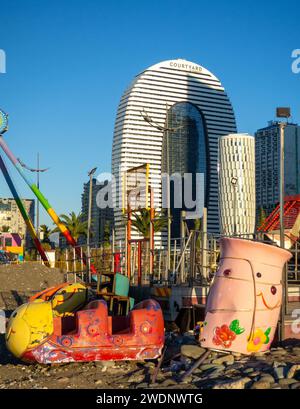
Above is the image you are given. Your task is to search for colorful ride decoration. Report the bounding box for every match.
[0,154,49,265]
[29,282,88,316]
[6,298,164,363]
[201,238,292,354]
[0,127,97,275]
[6,283,88,359]
[258,195,300,248]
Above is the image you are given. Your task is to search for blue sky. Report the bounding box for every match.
[0,0,299,226]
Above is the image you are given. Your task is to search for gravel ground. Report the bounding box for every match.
[0,335,300,389]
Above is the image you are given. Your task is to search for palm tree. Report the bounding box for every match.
[40,224,51,243]
[130,207,168,239]
[52,211,88,241]
[257,207,267,229]
[194,218,201,231]
[103,220,111,246]
[193,218,202,249]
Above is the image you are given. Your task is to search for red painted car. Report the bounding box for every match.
[22,299,165,363]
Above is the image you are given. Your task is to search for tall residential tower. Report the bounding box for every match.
[81,179,114,245]
[112,59,237,244]
[255,121,300,218]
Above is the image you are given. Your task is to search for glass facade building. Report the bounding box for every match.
[162,102,207,237]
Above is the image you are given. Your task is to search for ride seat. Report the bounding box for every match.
[75,300,109,335]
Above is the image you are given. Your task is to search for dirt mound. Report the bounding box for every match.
[0,262,65,292]
[0,262,65,311]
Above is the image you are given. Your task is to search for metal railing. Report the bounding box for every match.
[24,230,300,291]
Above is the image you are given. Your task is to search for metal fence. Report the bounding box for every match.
[27,230,300,289]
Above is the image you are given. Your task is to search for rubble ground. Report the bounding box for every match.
[1,334,300,389]
[0,262,300,389]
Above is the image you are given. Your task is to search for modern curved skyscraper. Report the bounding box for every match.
[112,59,237,243]
[218,133,256,236]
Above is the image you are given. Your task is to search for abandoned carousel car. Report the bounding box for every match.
[5,297,165,364]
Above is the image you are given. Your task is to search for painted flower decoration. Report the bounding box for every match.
[213,320,245,349]
[213,325,236,348]
[247,327,271,353]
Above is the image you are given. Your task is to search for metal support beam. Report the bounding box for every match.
[279,122,286,249]
[202,207,208,279]
[180,210,186,283]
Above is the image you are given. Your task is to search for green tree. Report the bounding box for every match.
[52,211,88,241]
[130,207,168,239]
[103,221,111,247]
[42,242,52,251]
[257,207,267,229]
[194,218,201,231]
[194,218,202,249]
[40,224,51,243]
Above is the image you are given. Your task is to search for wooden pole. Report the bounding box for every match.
[73,247,76,283]
[66,249,69,273]
[138,241,142,286]
[65,249,68,282]
[80,247,84,281]
[158,246,162,283]
[180,211,186,283]
[180,349,211,382]
[111,227,115,273]
[202,207,208,279]
[120,240,123,275]
[127,204,131,279]
[131,243,135,283]
[149,187,154,283]
[173,239,177,273]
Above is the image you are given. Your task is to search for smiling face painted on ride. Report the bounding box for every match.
[201,238,292,354]
[255,271,282,311]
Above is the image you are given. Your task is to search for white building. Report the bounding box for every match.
[219,133,256,236]
[112,59,237,244]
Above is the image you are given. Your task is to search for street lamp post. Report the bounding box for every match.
[276,107,291,249]
[87,167,97,282]
[231,176,238,236]
[279,122,286,249]
[165,104,171,272]
[276,107,291,342]
[18,153,49,238]
[140,106,182,272]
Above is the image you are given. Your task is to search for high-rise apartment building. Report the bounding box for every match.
[255,121,300,218]
[81,179,114,245]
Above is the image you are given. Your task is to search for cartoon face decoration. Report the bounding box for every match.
[201,238,292,355]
